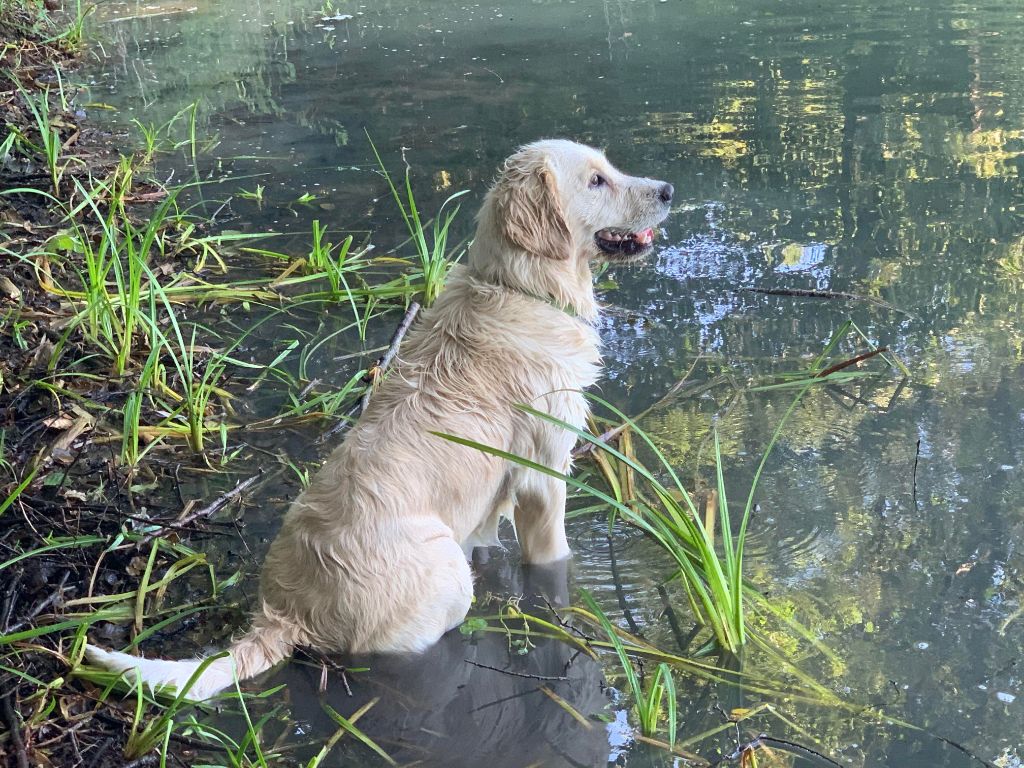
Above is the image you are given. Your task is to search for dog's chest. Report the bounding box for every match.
[517,321,601,437]
[531,320,602,392]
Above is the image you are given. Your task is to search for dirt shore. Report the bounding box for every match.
[1,6,264,766]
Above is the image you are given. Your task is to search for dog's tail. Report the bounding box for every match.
[84,611,300,701]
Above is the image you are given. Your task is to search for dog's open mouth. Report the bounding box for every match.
[594,227,656,259]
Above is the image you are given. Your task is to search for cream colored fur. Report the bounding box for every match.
[84,139,672,701]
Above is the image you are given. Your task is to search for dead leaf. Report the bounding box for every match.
[47,410,95,461]
[41,414,75,430]
[0,275,21,301]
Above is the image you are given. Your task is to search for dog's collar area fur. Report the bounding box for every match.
[464,268,590,321]
[518,288,580,318]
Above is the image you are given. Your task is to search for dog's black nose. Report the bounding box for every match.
[658,183,674,204]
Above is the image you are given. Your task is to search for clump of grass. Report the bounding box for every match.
[0,0,91,51]
[69,169,179,376]
[367,135,467,306]
[439,396,778,653]
[120,303,164,468]
[440,323,904,653]
[50,0,94,50]
[5,115,415,463]
[308,219,357,297]
[10,83,73,193]
[144,290,226,455]
[582,590,677,745]
[319,699,397,766]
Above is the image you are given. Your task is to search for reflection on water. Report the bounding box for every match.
[263,555,614,768]
[84,0,1024,765]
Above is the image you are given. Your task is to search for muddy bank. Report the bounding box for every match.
[2,5,294,766]
[0,1,470,763]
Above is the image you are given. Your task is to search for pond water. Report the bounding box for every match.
[81,0,1024,765]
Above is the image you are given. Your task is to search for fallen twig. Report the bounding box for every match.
[1,569,24,633]
[606,535,642,635]
[541,597,596,649]
[463,659,568,681]
[6,570,70,634]
[181,470,263,525]
[912,438,921,507]
[319,401,363,443]
[360,301,420,414]
[709,733,843,767]
[1,691,30,768]
[141,470,264,542]
[571,362,724,459]
[296,647,353,696]
[657,583,699,653]
[815,347,889,378]
[738,286,913,316]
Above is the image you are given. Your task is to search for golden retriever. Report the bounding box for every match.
[85,139,673,699]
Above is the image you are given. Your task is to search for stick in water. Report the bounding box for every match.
[360,302,421,414]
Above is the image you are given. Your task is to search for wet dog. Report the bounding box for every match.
[85,139,673,699]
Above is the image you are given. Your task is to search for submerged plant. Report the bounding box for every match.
[237,183,266,203]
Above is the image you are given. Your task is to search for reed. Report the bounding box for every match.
[367,135,467,306]
[582,591,678,745]
[439,321,901,653]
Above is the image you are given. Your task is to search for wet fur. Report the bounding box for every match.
[85,140,672,700]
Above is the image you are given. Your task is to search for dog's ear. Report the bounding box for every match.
[494,152,573,260]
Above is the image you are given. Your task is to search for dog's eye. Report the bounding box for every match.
[589,173,606,189]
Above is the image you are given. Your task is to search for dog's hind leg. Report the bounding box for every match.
[370,533,474,653]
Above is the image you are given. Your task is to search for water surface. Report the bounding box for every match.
[83,0,1024,765]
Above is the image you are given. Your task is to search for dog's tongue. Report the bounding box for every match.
[636,228,654,245]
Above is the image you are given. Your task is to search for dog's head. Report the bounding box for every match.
[492,139,673,264]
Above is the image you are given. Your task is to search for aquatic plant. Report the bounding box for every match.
[307,219,357,298]
[441,399,764,652]
[131,119,161,166]
[367,135,468,306]
[583,591,678,745]
[443,321,904,652]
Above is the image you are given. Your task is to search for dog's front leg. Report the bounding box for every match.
[514,474,570,564]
